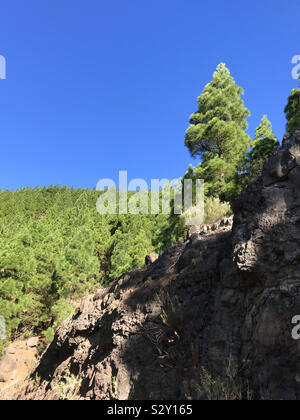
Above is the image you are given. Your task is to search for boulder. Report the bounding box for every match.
[26,337,39,348]
[186,225,202,240]
[145,253,159,265]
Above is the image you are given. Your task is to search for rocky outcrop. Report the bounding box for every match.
[231,129,300,399]
[24,130,300,400]
[186,216,233,243]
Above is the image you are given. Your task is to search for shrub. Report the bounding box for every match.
[42,327,55,343]
[181,198,232,226]
[196,357,253,400]
[180,205,204,226]
[55,367,82,400]
[204,197,232,225]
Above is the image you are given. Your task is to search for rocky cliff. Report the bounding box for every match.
[25,130,300,400]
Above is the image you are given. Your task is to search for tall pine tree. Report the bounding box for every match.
[246,115,279,181]
[185,63,251,202]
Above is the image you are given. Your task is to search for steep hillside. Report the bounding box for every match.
[0,187,184,351]
[20,130,300,399]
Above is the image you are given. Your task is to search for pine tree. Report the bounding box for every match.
[285,78,300,132]
[184,63,251,202]
[108,215,153,281]
[246,115,279,181]
[0,186,184,350]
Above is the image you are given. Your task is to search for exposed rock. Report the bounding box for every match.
[0,340,39,400]
[0,355,17,383]
[10,370,17,381]
[231,129,300,399]
[22,130,300,400]
[26,337,39,349]
[201,225,208,234]
[189,232,201,244]
[145,253,159,265]
[6,346,16,355]
[186,225,201,239]
[186,218,234,241]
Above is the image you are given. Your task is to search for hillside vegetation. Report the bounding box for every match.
[0,186,185,350]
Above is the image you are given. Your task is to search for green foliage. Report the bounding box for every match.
[108,215,153,282]
[246,115,279,181]
[285,88,300,132]
[185,63,251,202]
[180,197,231,226]
[42,327,55,343]
[55,367,82,400]
[204,197,232,225]
[0,187,182,346]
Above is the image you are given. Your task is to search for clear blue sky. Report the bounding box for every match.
[0,0,299,190]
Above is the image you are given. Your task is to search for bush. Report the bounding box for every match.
[180,198,232,226]
[42,327,55,343]
[204,197,232,225]
[180,205,204,227]
[196,357,253,400]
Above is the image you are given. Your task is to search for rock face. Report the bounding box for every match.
[26,130,300,400]
[231,129,300,399]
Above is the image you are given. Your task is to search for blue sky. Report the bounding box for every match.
[0,0,299,190]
